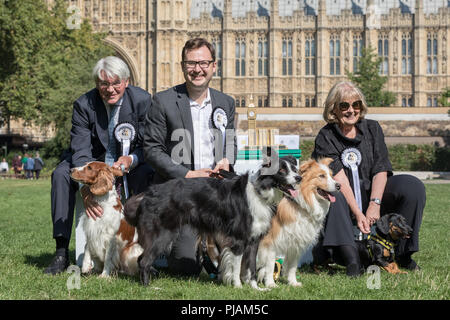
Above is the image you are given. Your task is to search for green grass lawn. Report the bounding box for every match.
[0,179,448,300]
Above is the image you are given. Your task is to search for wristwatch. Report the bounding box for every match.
[370,198,381,205]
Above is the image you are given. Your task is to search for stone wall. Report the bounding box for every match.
[238,120,450,146]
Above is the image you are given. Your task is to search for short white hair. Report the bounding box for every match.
[92,56,130,81]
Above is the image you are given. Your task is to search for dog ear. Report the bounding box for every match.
[90,169,113,196]
[282,155,297,167]
[110,166,124,177]
[319,157,333,167]
[376,214,391,235]
[299,159,315,175]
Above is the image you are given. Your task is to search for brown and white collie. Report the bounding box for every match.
[257,158,340,288]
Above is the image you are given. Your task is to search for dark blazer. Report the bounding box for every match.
[144,83,237,183]
[70,85,151,168]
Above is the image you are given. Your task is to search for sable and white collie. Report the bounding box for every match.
[124,155,301,288]
[257,158,340,287]
[70,161,143,277]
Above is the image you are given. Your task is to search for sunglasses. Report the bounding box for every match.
[338,100,362,111]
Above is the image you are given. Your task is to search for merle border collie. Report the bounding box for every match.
[124,153,301,288]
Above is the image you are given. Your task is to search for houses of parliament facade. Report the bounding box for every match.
[62,0,449,108]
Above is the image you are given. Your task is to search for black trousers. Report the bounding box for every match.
[166,225,203,277]
[318,174,425,258]
[50,159,154,241]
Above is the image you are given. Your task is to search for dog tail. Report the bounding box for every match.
[123,192,145,226]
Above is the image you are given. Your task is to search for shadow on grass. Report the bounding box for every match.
[24,250,76,270]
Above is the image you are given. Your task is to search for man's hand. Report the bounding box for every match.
[80,186,103,220]
[212,158,230,173]
[113,155,133,172]
[185,168,213,178]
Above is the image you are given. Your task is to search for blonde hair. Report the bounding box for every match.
[322,81,368,124]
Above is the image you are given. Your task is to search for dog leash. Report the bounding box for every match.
[120,164,129,199]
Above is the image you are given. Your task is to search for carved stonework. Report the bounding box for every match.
[67,0,449,106]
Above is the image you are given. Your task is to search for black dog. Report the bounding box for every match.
[124,154,301,288]
[357,213,413,274]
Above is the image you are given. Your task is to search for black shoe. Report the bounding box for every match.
[397,256,420,271]
[346,263,363,277]
[44,253,69,275]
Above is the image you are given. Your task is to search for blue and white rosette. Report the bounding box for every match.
[114,122,136,199]
[341,148,363,239]
[212,107,228,153]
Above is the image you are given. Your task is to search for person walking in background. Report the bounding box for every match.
[21,153,28,175]
[25,153,35,179]
[12,155,22,178]
[34,152,44,180]
[0,158,9,173]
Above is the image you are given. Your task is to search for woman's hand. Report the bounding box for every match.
[355,212,371,234]
[366,202,381,226]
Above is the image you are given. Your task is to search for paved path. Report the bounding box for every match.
[395,171,450,183]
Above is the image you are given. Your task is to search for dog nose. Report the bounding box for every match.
[295,175,302,183]
[335,182,341,191]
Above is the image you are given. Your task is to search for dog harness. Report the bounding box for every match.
[367,234,395,260]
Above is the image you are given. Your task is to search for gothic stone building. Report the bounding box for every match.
[65,0,449,108]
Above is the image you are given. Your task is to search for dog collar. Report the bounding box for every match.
[367,234,395,260]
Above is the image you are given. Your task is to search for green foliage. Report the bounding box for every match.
[388,144,450,171]
[438,87,450,108]
[300,141,450,171]
[0,0,113,158]
[346,47,396,107]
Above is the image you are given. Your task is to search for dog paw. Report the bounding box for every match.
[81,267,92,274]
[265,282,278,288]
[249,280,269,291]
[289,281,303,287]
[99,272,110,278]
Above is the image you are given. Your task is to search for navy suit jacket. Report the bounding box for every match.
[143,83,237,183]
[70,85,151,168]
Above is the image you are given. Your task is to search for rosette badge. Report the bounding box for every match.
[212,107,228,150]
[341,147,363,239]
[212,107,228,130]
[341,148,361,168]
[114,122,136,199]
[114,122,136,144]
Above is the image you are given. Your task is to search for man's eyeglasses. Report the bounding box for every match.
[338,100,362,111]
[98,81,123,90]
[182,60,214,69]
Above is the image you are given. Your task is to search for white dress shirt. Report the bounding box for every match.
[189,89,215,170]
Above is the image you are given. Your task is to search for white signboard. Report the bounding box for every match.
[274,135,300,149]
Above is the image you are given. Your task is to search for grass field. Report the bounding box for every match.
[0,178,448,300]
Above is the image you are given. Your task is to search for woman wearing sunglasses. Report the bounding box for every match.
[311,81,425,276]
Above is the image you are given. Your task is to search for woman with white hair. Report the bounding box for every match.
[311,81,425,276]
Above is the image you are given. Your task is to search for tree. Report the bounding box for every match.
[0,0,113,158]
[438,87,450,107]
[346,46,396,107]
